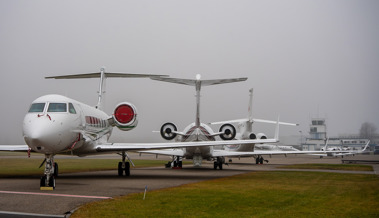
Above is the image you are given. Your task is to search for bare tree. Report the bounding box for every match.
[360,122,377,142]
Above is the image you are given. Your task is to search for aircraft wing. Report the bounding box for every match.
[0,145,30,151]
[209,118,298,126]
[95,138,277,152]
[211,150,350,157]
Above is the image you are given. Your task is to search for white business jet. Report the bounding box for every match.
[0,68,278,189]
[208,88,340,164]
[209,89,359,164]
[316,138,371,158]
[140,75,280,170]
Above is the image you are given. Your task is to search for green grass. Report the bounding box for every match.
[72,171,379,218]
[0,158,170,177]
[278,163,373,171]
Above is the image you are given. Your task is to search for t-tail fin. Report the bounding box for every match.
[151,74,247,127]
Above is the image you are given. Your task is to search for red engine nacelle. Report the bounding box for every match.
[112,102,138,131]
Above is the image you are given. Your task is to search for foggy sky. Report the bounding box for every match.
[1,0,378,145]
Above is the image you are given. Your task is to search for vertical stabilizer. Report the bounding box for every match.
[274,116,280,141]
[97,67,106,110]
[248,88,254,122]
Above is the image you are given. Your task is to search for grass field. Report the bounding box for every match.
[72,171,379,218]
[279,163,373,171]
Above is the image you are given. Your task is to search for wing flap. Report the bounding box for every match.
[139,149,184,156]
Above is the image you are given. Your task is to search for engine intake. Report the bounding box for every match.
[112,102,138,131]
[249,133,267,140]
[219,124,236,140]
[257,133,267,139]
[160,122,177,140]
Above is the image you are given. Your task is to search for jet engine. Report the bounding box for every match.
[112,102,138,131]
[219,124,236,140]
[160,122,177,140]
[249,133,267,140]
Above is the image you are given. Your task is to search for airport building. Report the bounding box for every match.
[301,118,370,151]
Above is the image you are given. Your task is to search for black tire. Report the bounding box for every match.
[118,162,123,176]
[178,161,183,168]
[259,157,264,164]
[54,163,59,177]
[49,177,55,189]
[40,176,46,187]
[256,158,259,164]
[125,162,130,176]
[218,162,223,170]
[214,162,218,170]
[165,162,171,168]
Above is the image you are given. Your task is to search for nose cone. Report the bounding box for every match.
[23,113,73,154]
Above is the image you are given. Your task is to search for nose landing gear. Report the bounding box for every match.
[40,154,56,190]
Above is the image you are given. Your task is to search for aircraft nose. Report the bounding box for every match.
[23,114,64,153]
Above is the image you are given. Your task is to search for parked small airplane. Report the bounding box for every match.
[209,88,300,164]
[0,68,277,189]
[255,144,300,152]
[140,75,281,169]
[316,138,371,158]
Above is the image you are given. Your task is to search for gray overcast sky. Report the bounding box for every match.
[1,0,378,144]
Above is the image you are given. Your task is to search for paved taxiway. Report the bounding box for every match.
[0,154,378,217]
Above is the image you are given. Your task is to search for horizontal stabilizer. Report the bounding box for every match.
[151,76,247,87]
[46,72,167,79]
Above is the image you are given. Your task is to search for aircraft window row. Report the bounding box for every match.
[29,103,45,113]
[48,103,67,112]
[86,116,107,128]
[69,103,76,114]
[28,102,77,114]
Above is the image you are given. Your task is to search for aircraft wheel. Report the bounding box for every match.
[178,161,183,168]
[118,162,123,176]
[165,162,171,168]
[259,157,264,164]
[256,158,259,164]
[40,176,46,187]
[49,177,56,189]
[213,162,218,170]
[54,163,59,177]
[218,162,223,170]
[124,162,130,176]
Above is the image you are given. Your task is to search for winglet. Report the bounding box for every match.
[362,140,370,152]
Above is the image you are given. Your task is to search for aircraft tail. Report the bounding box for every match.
[361,140,370,152]
[151,74,247,127]
[248,88,254,122]
[46,67,167,110]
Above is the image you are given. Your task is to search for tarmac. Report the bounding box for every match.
[0,153,378,217]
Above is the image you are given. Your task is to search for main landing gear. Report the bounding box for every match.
[255,155,269,164]
[118,151,131,176]
[214,157,225,170]
[40,154,57,190]
[165,156,183,168]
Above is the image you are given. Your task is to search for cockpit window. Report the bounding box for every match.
[69,103,76,114]
[28,103,45,113]
[47,103,67,112]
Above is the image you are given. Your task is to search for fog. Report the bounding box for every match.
[1,0,378,145]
